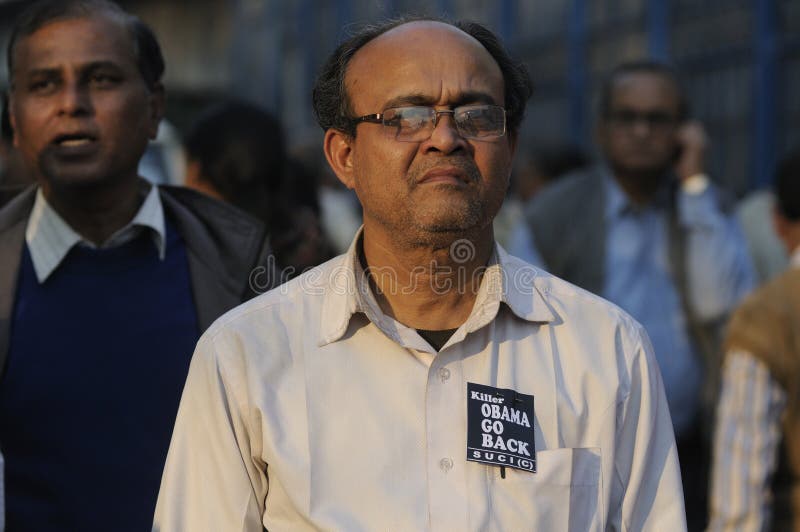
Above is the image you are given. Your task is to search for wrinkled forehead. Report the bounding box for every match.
[11,12,136,73]
[345,21,504,112]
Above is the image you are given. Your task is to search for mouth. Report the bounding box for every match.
[419,166,470,186]
[49,132,100,157]
[52,133,98,146]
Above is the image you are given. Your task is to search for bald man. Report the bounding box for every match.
[154,17,685,531]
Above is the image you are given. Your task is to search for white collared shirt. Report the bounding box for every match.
[154,233,686,531]
[25,186,166,283]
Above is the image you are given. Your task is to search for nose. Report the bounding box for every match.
[423,111,468,155]
[630,117,652,137]
[58,82,91,116]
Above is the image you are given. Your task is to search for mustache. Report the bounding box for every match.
[408,158,482,186]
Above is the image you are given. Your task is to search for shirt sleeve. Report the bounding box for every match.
[680,186,757,320]
[610,324,688,531]
[707,350,785,532]
[153,333,267,532]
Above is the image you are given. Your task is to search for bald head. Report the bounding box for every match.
[345,21,504,115]
[312,16,532,137]
[353,20,491,62]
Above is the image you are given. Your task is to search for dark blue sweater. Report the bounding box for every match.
[0,222,199,531]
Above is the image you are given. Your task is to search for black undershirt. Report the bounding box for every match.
[416,328,458,351]
[357,240,458,352]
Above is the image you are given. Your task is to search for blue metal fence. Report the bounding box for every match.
[514,0,793,194]
[229,0,794,194]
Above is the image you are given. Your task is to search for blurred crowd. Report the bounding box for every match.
[2,57,800,532]
[2,60,799,532]
[0,1,798,531]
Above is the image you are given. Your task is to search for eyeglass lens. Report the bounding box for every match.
[383,105,506,141]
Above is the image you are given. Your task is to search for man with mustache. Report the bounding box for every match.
[155,17,685,530]
[0,1,271,529]
[525,61,756,529]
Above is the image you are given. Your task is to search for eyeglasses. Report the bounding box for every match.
[606,109,678,131]
[353,104,507,142]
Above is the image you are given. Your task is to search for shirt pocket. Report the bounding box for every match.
[487,447,603,532]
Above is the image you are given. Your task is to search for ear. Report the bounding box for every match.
[183,159,202,188]
[323,128,356,190]
[8,93,19,149]
[146,82,166,140]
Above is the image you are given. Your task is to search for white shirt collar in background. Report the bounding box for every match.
[25,185,166,283]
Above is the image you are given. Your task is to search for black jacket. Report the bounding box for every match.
[0,183,273,376]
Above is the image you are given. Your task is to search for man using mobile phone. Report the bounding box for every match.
[525,61,756,530]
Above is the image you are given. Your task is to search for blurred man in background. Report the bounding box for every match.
[496,140,589,264]
[513,141,590,203]
[0,1,270,529]
[184,100,334,278]
[526,60,755,529]
[736,186,788,284]
[708,149,800,531]
[269,157,336,275]
[184,99,285,227]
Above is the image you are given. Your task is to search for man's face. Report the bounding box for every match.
[597,72,682,176]
[9,14,163,189]
[329,21,515,246]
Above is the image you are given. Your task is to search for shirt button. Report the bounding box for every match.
[438,367,451,382]
[440,457,453,473]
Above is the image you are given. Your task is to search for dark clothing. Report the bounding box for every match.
[0,184,272,529]
[1,222,199,531]
[524,167,607,294]
[0,185,25,209]
[416,328,458,351]
[677,424,710,531]
[0,184,272,373]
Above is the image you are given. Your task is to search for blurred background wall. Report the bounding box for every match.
[0,0,797,195]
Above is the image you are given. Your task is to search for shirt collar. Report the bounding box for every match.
[602,163,673,220]
[603,167,629,221]
[26,185,166,283]
[318,227,555,348]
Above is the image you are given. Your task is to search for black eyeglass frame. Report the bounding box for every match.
[604,109,680,130]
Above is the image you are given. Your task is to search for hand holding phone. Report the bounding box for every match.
[674,120,708,182]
